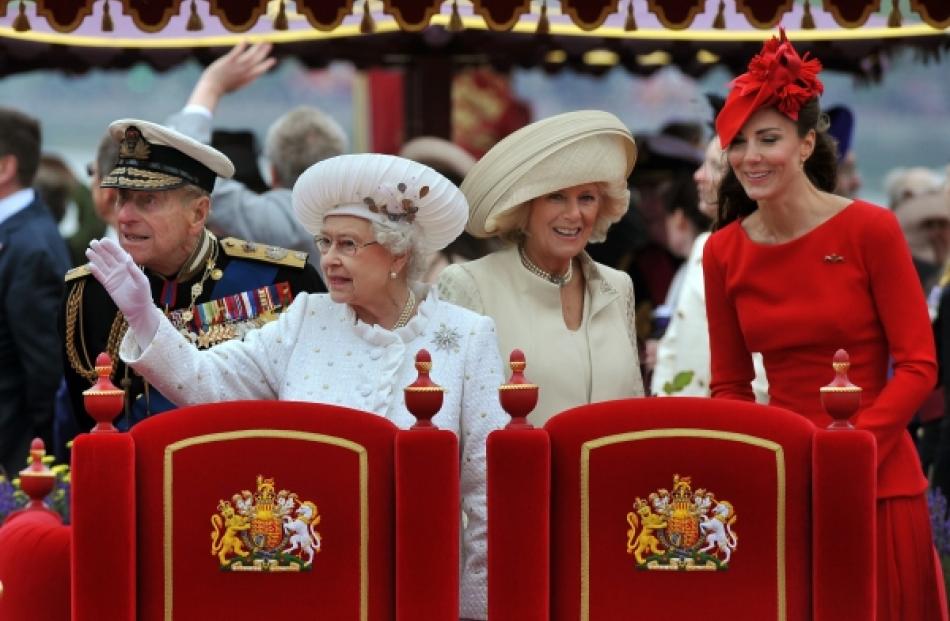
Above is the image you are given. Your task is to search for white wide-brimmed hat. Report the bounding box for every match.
[461,110,637,239]
[102,119,234,193]
[292,153,469,256]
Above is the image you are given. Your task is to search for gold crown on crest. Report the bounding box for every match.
[255,475,277,513]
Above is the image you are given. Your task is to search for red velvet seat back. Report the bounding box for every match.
[0,511,70,621]
[129,401,398,621]
[537,397,841,621]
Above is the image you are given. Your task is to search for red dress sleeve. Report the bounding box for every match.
[857,207,937,465]
[703,229,756,402]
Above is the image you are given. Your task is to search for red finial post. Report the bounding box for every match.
[498,349,539,428]
[404,349,445,429]
[82,352,125,433]
[819,349,862,429]
[13,438,58,519]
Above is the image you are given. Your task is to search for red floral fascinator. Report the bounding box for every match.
[716,28,824,148]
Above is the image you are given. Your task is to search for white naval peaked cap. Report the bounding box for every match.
[102,119,234,193]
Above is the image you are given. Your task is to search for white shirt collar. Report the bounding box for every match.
[0,188,36,227]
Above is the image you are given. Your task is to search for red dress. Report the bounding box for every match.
[703,200,946,620]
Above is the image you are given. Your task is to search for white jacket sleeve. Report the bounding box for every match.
[118,293,310,405]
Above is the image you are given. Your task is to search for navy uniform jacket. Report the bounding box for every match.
[0,198,71,475]
[60,233,325,434]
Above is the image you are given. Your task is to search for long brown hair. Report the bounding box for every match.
[714,98,838,230]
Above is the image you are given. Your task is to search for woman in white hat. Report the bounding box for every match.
[84,153,507,621]
[438,110,645,425]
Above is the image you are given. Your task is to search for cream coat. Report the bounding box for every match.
[120,286,507,620]
[437,245,644,425]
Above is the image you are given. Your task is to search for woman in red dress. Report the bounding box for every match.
[703,29,947,620]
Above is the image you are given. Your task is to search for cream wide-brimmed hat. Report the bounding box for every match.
[461,110,637,239]
[292,153,469,256]
[102,119,234,193]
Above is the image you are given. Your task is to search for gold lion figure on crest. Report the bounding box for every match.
[210,500,251,565]
[626,497,667,564]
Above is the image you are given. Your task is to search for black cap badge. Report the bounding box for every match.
[119,126,151,160]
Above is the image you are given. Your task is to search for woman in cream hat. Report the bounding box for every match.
[84,153,507,621]
[438,110,645,425]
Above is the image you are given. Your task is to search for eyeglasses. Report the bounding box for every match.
[314,235,379,256]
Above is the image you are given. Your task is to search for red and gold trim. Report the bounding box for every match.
[646,0,705,29]
[735,0,795,28]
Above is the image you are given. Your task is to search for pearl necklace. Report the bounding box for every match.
[519,245,573,287]
[392,288,417,330]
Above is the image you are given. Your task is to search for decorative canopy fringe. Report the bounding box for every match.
[186,0,203,31]
[624,0,637,31]
[12,0,31,32]
[360,0,375,34]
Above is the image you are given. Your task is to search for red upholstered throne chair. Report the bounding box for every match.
[67,355,460,621]
[488,360,876,621]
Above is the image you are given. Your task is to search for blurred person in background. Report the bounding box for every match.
[649,136,768,400]
[894,187,950,472]
[35,154,75,225]
[398,135,500,282]
[641,168,704,381]
[887,166,949,292]
[825,104,862,198]
[35,153,101,267]
[168,41,347,281]
[925,178,950,502]
[0,107,71,475]
[210,128,269,194]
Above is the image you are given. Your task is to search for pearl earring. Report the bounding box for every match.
[390,271,397,280]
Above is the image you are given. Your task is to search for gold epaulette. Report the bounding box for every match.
[65,264,92,282]
[219,237,308,269]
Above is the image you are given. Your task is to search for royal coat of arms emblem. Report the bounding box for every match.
[625,474,737,571]
[211,475,322,572]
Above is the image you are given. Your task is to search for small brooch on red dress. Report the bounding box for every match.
[823,254,844,264]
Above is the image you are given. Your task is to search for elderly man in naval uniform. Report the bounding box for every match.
[60,119,324,434]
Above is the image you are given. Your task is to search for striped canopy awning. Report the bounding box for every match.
[0,0,946,79]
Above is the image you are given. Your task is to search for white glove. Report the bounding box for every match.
[86,238,160,349]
